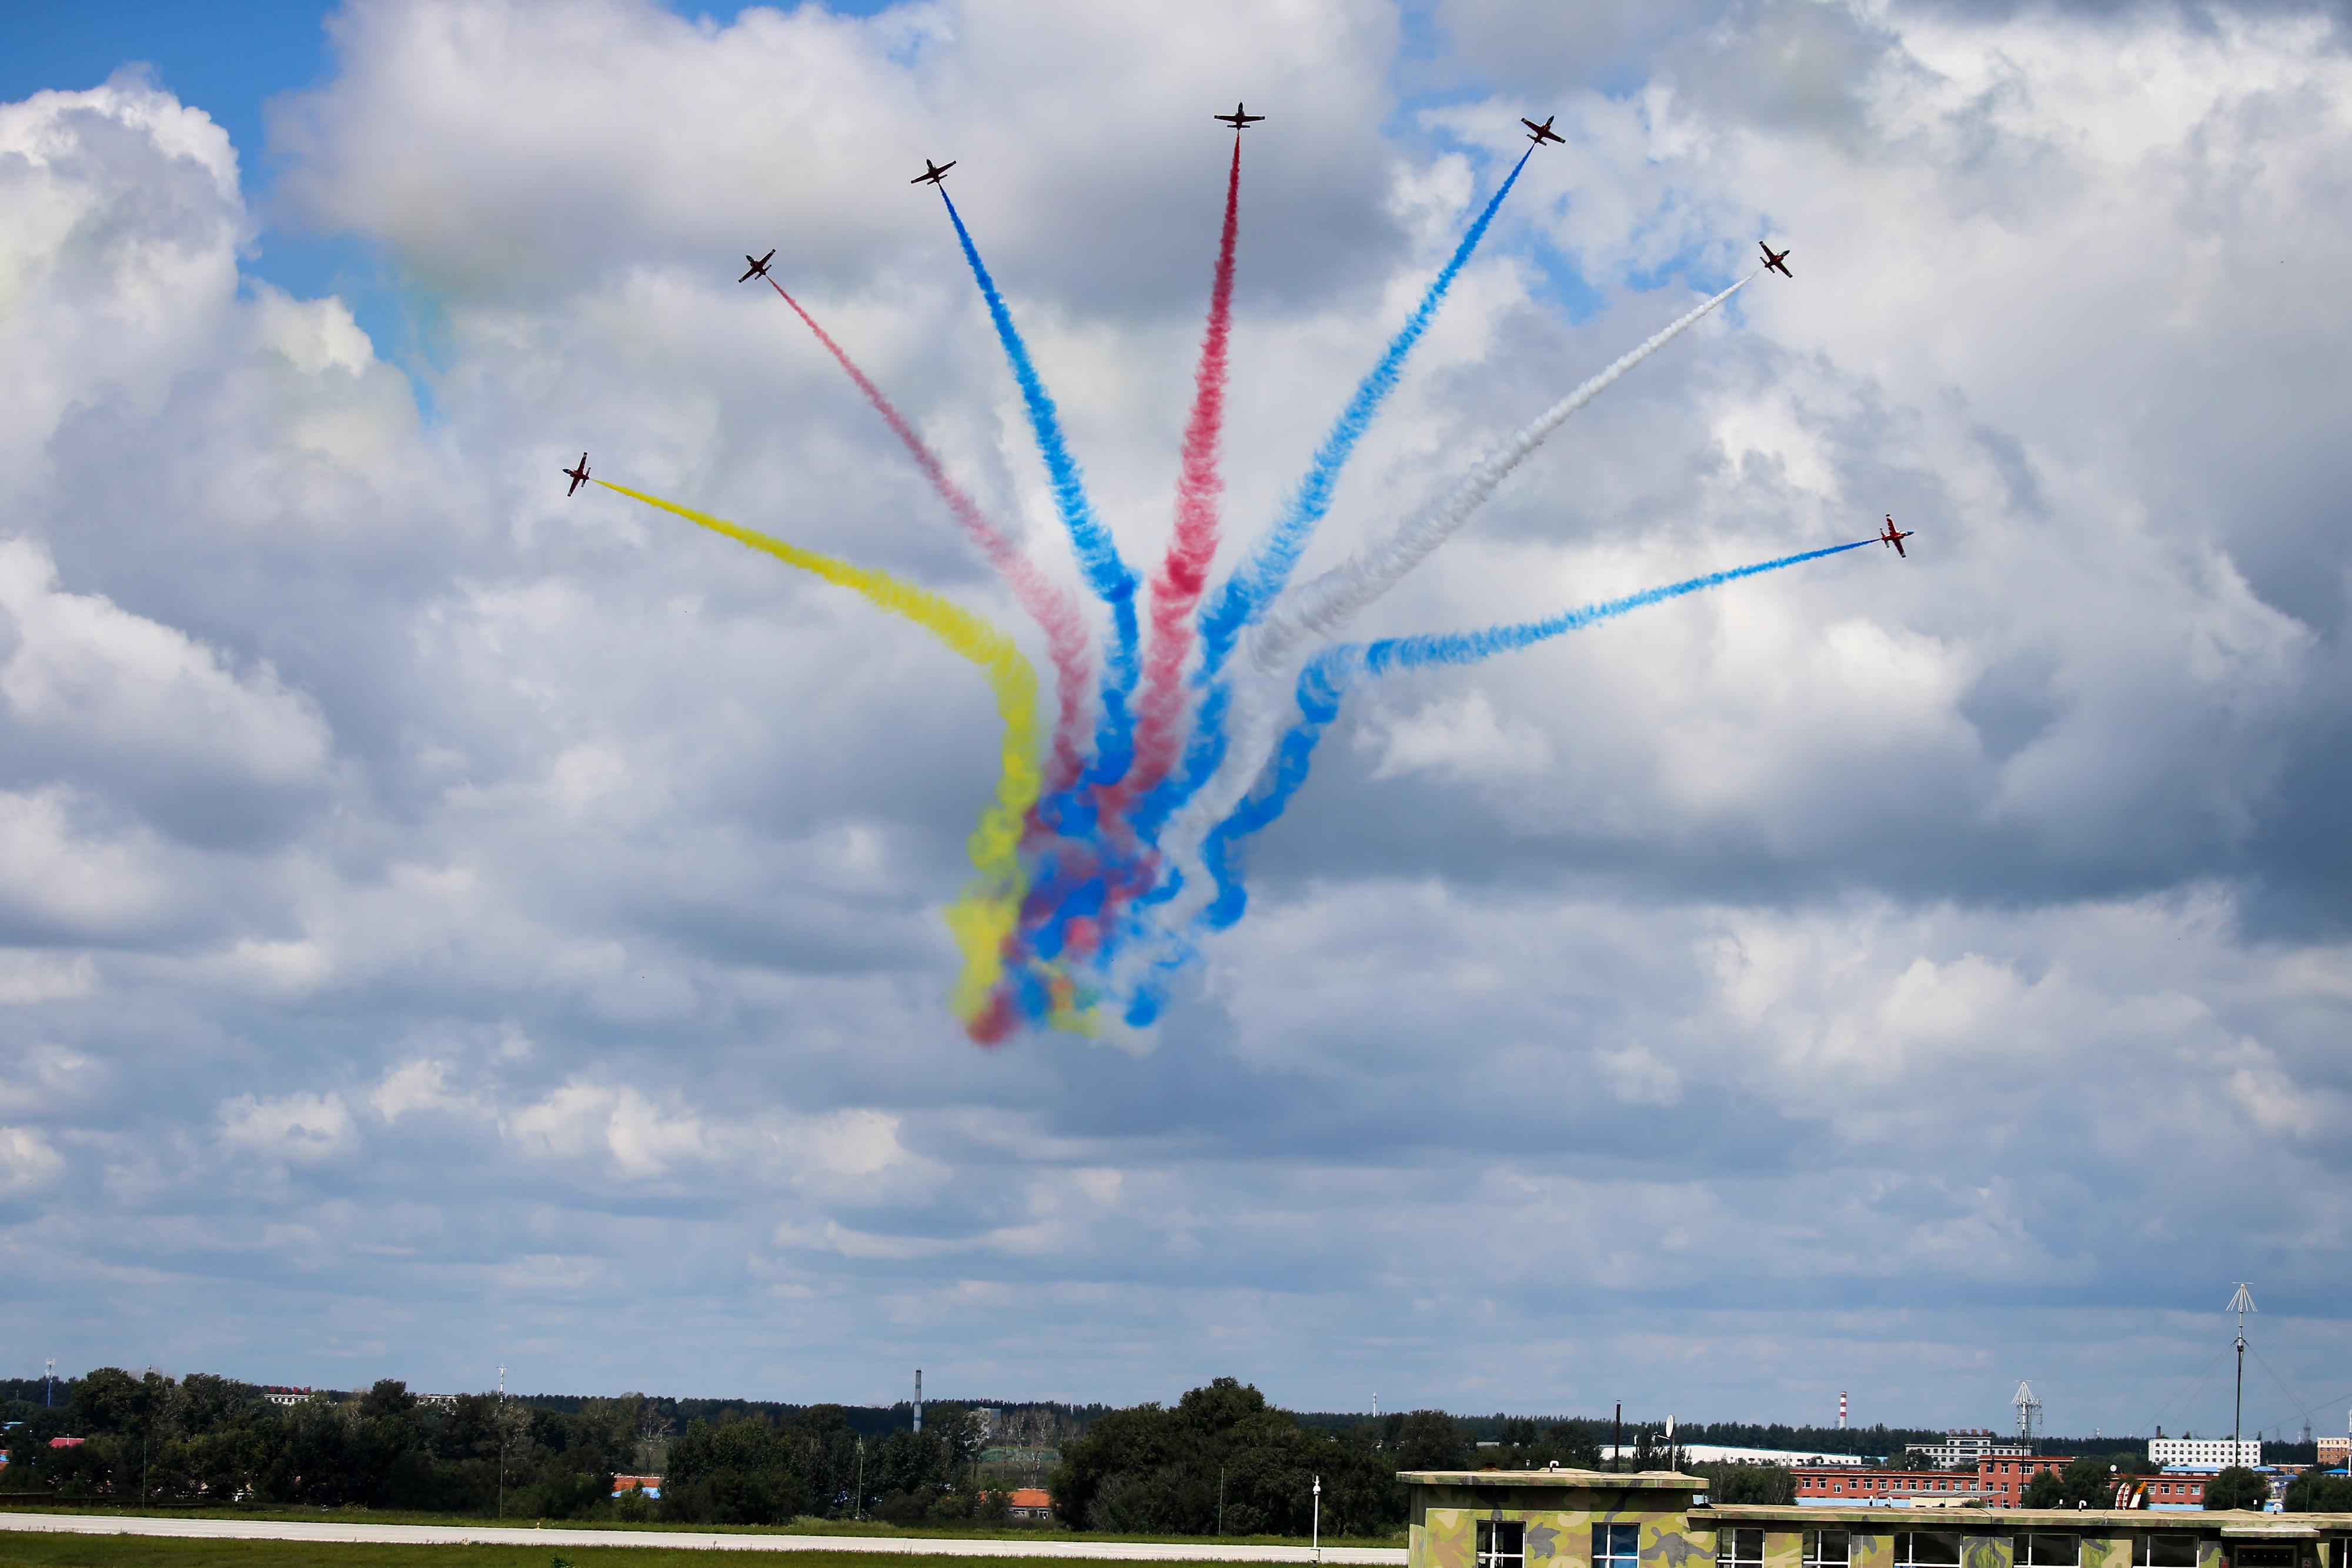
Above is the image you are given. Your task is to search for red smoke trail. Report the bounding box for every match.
[1124,135,1241,798]
[764,276,1095,790]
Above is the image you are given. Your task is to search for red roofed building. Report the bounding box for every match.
[1006,1487,1053,1522]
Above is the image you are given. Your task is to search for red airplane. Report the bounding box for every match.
[562,453,591,497]
[1214,102,1265,129]
[739,248,776,283]
[1759,240,1793,278]
[911,158,956,186]
[1879,514,1913,557]
[1522,115,1565,146]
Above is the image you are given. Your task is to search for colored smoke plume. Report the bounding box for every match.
[592,138,1858,1041]
[1128,135,1244,801]
[938,190,1141,781]
[1153,271,1763,937]
[1198,538,1876,928]
[593,479,1043,1035]
[760,275,1095,790]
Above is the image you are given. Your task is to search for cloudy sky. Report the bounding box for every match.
[5,0,2351,1439]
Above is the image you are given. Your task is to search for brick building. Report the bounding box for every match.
[1979,1457,2076,1507]
[2143,1475,2212,1507]
[1793,1467,1996,1505]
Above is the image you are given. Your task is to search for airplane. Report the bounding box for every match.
[1522,114,1564,146]
[562,453,591,497]
[1215,102,1265,129]
[738,248,776,283]
[1759,240,1793,278]
[1879,514,1913,557]
[910,158,956,186]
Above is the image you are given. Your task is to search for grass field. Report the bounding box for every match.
[0,1512,1401,1553]
[0,1542,1053,1568]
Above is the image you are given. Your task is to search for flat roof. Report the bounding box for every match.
[1699,1505,2352,1534]
[1400,1470,1702,1489]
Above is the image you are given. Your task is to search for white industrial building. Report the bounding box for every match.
[2147,1437,2261,1468]
[1599,1443,1867,1467]
[1904,1430,2032,1467]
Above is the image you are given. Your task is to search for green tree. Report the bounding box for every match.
[1702,1465,1795,1506]
[2020,1470,2067,1509]
[1049,1378,1405,1537]
[2203,1466,2269,1511]
[2055,1455,2122,1508]
[2284,1470,2352,1512]
[71,1369,148,1437]
[1392,1410,1466,1473]
[660,1416,813,1525]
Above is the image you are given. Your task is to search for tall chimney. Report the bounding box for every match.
[914,1369,923,1434]
[1840,1392,1848,1430]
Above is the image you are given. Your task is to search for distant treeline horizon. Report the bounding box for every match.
[2,1376,2317,1466]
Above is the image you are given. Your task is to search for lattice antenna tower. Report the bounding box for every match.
[2014,1380,2042,1444]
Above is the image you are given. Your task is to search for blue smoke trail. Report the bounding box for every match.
[1140,149,1538,842]
[1195,147,1535,677]
[1197,537,1874,930]
[940,190,1140,777]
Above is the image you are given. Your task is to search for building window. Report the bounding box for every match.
[1595,1523,1640,1568]
[2136,1538,2196,1568]
[1479,1522,1526,1568]
[1897,1534,1961,1568]
[1721,1528,1764,1568]
[1807,1532,1851,1568]
[2021,1537,2079,1567]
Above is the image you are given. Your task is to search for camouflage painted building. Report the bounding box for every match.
[1400,1468,2352,1568]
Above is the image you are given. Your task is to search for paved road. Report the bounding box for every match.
[0,1513,1408,1563]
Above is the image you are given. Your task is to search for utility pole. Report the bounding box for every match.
[496,1365,507,1520]
[1217,1466,1227,1536]
[1612,1403,1622,1473]
[45,1359,54,1407]
[2229,1283,2257,1449]
[1311,1474,1321,1564]
[856,1435,866,1520]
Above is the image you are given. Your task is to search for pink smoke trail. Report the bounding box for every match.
[764,275,1095,790]
[1126,135,1242,798]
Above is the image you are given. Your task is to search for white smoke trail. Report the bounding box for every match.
[1150,270,1760,937]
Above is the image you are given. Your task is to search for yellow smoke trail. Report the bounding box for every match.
[594,480,1041,1025]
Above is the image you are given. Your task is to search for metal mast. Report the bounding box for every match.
[2014,1381,2042,1445]
[2228,1283,2256,1445]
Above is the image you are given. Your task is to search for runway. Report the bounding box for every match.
[0,1512,1409,1562]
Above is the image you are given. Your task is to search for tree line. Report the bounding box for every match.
[1045,1377,1628,1535]
[14,1369,2334,1527]
[1,1368,996,1524]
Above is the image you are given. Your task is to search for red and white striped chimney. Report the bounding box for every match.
[1839,1392,1848,1430]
